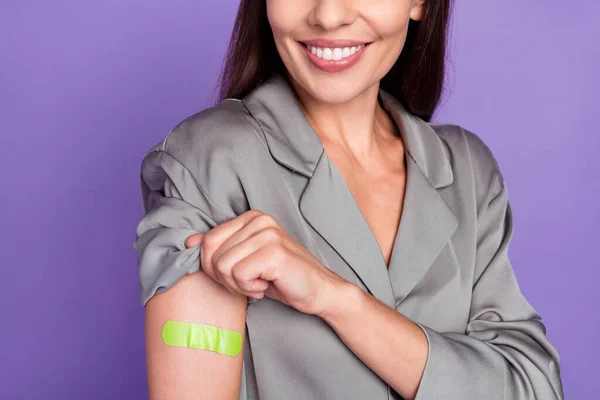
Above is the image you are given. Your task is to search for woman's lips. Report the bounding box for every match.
[298,41,370,73]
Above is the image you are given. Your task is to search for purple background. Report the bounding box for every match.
[1,1,598,398]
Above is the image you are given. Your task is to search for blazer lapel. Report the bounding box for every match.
[379,91,458,305]
[299,149,397,308]
[242,73,458,309]
[386,149,458,305]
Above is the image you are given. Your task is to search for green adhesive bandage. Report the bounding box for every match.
[161,320,243,356]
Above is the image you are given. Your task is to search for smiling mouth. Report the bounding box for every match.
[298,41,372,61]
[296,40,371,73]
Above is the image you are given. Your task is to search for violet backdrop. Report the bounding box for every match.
[1,0,598,398]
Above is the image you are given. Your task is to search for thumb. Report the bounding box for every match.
[264,284,286,305]
[185,232,205,249]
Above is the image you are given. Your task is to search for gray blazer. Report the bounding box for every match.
[134,73,564,399]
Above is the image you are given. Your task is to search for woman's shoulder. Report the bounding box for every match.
[428,122,505,195]
[155,99,267,168]
[138,99,271,216]
[141,98,270,180]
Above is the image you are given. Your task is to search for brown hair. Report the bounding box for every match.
[216,0,453,122]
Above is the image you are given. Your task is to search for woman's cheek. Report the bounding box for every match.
[267,0,306,35]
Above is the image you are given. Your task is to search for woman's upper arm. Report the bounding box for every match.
[133,148,248,399]
[145,271,247,400]
[412,128,563,399]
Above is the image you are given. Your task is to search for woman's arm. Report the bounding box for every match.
[318,284,426,399]
[145,271,247,400]
[134,148,249,399]
[318,176,564,400]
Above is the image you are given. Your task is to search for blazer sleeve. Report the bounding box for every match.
[413,175,564,399]
[132,148,234,306]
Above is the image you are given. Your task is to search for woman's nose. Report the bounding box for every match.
[308,0,357,31]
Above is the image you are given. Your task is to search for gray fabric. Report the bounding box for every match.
[133,73,564,399]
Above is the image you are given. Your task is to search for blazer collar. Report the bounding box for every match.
[241,73,454,188]
[241,73,457,308]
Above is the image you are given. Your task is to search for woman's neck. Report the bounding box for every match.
[287,73,399,167]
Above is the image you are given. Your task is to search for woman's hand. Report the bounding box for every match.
[184,209,349,316]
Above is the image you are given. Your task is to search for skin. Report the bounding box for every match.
[147,1,429,399]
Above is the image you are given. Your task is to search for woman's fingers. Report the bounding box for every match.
[229,247,274,298]
[184,233,205,248]
[184,210,286,299]
[213,229,275,295]
[210,216,278,293]
[198,210,264,287]
[212,212,278,261]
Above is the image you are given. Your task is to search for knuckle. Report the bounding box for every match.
[231,267,254,292]
[246,209,264,218]
[213,256,228,274]
[200,232,218,250]
[246,280,261,292]
[262,226,282,242]
[231,265,246,282]
[256,213,277,226]
[263,242,285,259]
[238,279,252,292]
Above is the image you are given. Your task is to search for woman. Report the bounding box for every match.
[133,0,564,399]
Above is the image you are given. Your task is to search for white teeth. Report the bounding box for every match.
[306,43,366,60]
[332,48,342,60]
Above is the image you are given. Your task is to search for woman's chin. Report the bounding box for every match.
[301,78,369,105]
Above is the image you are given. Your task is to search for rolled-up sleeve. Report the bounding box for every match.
[413,176,564,399]
[133,149,232,306]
